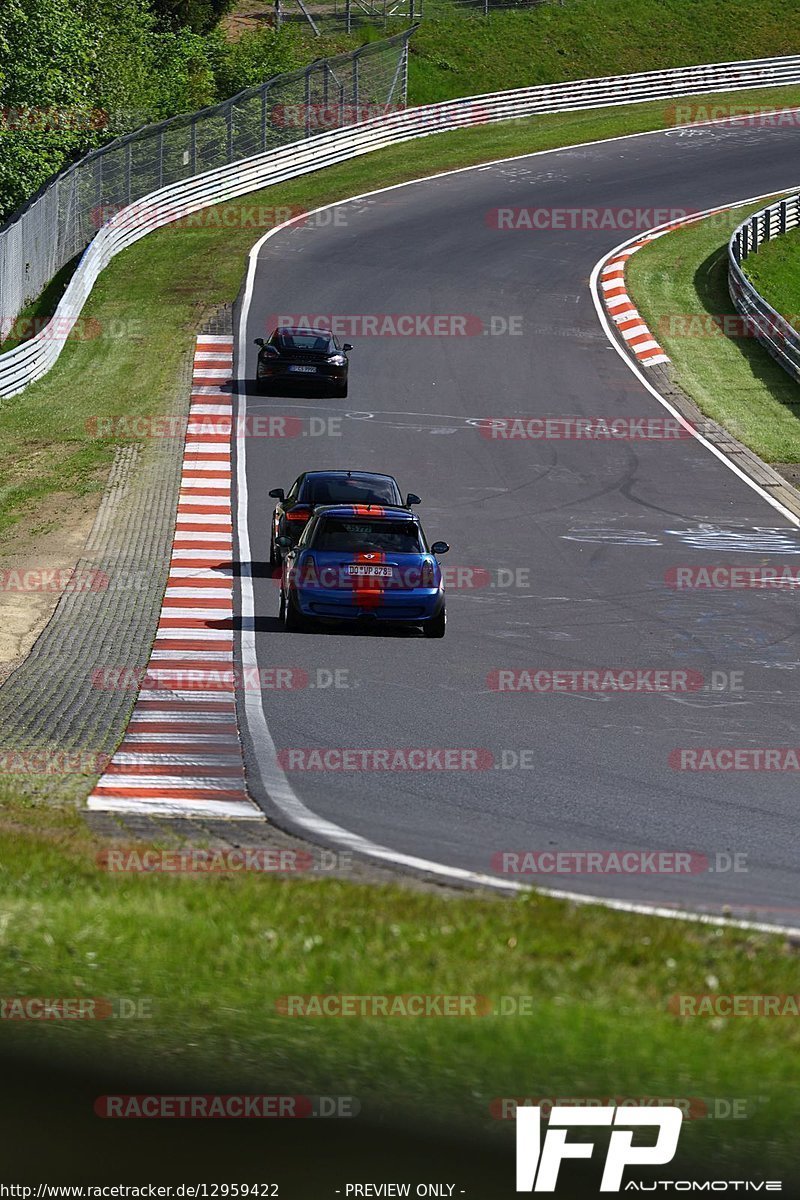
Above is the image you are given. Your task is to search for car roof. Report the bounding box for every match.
[312,504,418,521]
[301,470,398,482]
[272,326,333,338]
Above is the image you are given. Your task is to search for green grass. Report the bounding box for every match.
[1,793,799,1176]
[302,0,800,105]
[627,200,800,462]
[742,223,800,322]
[4,83,800,540]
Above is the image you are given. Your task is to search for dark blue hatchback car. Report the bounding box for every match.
[278,504,449,637]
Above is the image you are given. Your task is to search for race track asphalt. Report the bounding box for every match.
[233,117,800,924]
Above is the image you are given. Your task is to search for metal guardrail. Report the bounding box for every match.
[4,52,800,398]
[729,194,800,384]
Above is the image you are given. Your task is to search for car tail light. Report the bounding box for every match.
[286,505,313,522]
[421,559,435,588]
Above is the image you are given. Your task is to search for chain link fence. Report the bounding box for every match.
[276,0,550,35]
[0,29,413,340]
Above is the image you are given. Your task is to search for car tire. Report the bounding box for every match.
[334,383,348,398]
[268,534,279,573]
[423,607,446,639]
[284,589,307,632]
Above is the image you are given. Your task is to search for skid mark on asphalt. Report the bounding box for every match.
[88,336,261,820]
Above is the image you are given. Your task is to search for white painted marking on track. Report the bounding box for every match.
[234,155,800,935]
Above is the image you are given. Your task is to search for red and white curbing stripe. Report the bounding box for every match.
[88,336,261,819]
[600,242,670,367]
[600,216,711,366]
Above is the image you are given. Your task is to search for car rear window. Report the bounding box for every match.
[278,333,333,353]
[303,478,399,505]
[313,519,423,554]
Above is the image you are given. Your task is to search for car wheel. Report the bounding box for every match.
[284,589,307,632]
[334,383,348,398]
[423,607,446,639]
[278,585,286,621]
[269,534,279,572]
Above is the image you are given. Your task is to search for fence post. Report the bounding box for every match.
[226,103,233,161]
[346,0,351,35]
[275,0,282,28]
[305,65,313,138]
[261,86,269,151]
[352,48,361,112]
[125,140,132,205]
[190,117,197,174]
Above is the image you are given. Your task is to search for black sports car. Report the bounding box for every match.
[254,326,351,396]
[268,470,421,567]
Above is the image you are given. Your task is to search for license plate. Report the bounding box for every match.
[289,364,317,374]
[345,564,392,577]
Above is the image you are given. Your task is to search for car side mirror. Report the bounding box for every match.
[254,337,265,347]
[431,541,449,555]
[269,488,285,500]
[342,343,353,352]
[276,536,293,548]
[406,493,421,506]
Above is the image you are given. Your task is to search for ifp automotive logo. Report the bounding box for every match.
[516,1105,683,1192]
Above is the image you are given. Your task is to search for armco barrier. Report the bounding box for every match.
[4,53,800,397]
[729,194,800,384]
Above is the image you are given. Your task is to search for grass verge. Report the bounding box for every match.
[627,199,800,462]
[741,223,800,321]
[0,790,799,1176]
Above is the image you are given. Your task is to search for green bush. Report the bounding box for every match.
[0,0,302,224]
